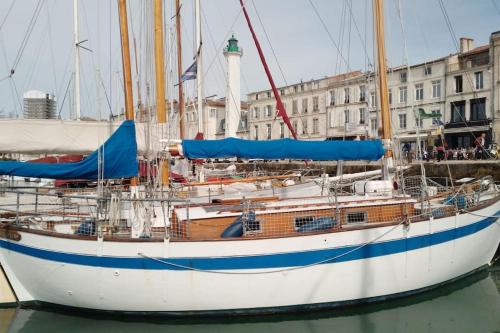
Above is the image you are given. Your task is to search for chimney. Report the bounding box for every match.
[459,37,474,53]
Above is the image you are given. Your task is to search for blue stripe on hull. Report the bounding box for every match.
[0,214,498,271]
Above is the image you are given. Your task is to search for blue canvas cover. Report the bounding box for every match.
[0,120,138,180]
[182,138,385,161]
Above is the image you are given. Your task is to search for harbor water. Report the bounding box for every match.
[1,261,499,333]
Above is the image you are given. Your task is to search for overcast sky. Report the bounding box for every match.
[0,0,499,119]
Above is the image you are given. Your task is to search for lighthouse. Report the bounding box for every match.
[223,34,242,138]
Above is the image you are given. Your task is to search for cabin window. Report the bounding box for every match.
[346,211,368,224]
[243,219,261,234]
[294,216,314,230]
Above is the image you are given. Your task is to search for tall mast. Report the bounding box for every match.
[175,0,185,139]
[117,0,137,186]
[73,0,81,120]
[154,0,169,186]
[195,0,204,135]
[154,0,166,124]
[373,0,393,176]
[117,0,134,121]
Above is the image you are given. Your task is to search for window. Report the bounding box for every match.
[359,108,366,124]
[254,125,259,140]
[470,98,486,121]
[239,116,247,130]
[279,122,285,138]
[399,86,408,103]
[344,88,350,104]
[255,93,259,101]
[346,211,367,224]
[293,120,298,133]
[329,110,335,128]
[415,83,424,101]
[455,75,463,93]
[313,96,319,111]
[266,124,272,139]
[359,85,366,102]
[300,84,304,92]
[370,118,378,136]
[344,110,350,124]
[210,108,216,118]
[302,98,308,113]
[400,71,407,83]
[313,118,319,134]
[294,216,314,230]
[280,89,285,96]
[432,80,441,98]
[424,66,432,75]
[329,90,336,106]
[294,86,298,93]
[399,113,407,129]
[431,110,443,126]
[370,92,376,107]
[243,215,261,234]
[265,105,272,117]
[313,81,319,89]
[388,89,392,105]
[267,91,272,98]
[475,71,484,90]
[292,100,298,114]
[302,120,308,134]
[450,101,465,123]
[416,116,423,128]
[252,107,259,119]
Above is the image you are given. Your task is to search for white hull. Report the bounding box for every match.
[1,202,499,314]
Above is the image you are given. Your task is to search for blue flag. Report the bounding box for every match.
[181,61,197,82]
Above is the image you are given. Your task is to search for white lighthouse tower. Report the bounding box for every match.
[223,34,242,138]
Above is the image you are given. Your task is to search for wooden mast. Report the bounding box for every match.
[153,0,169,185]
[117,0,135,121]
[117,0,137,185]
[373,0,392,157]
[154,0,166,124]
[175,0,185,139]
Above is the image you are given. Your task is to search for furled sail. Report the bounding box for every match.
[0,120,138,179]
[182,138,385,161]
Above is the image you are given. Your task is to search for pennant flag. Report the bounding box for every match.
[181,61,197,82]
[415,108,442,119]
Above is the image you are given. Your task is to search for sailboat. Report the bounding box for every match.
[0,0,499,315]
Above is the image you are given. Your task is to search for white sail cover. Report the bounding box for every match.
[0,119,174,155]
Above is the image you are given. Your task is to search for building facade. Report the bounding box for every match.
[244,32,500,153]
[23,90,57,119]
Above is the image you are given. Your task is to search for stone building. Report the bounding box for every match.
[245,32,500,153]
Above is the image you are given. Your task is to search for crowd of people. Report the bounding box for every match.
[401,132,498,164]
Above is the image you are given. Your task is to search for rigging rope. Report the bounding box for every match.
[250,0,288,87]
[10,0,44,77]
[0,0,15,32]
[308,0,352,74]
